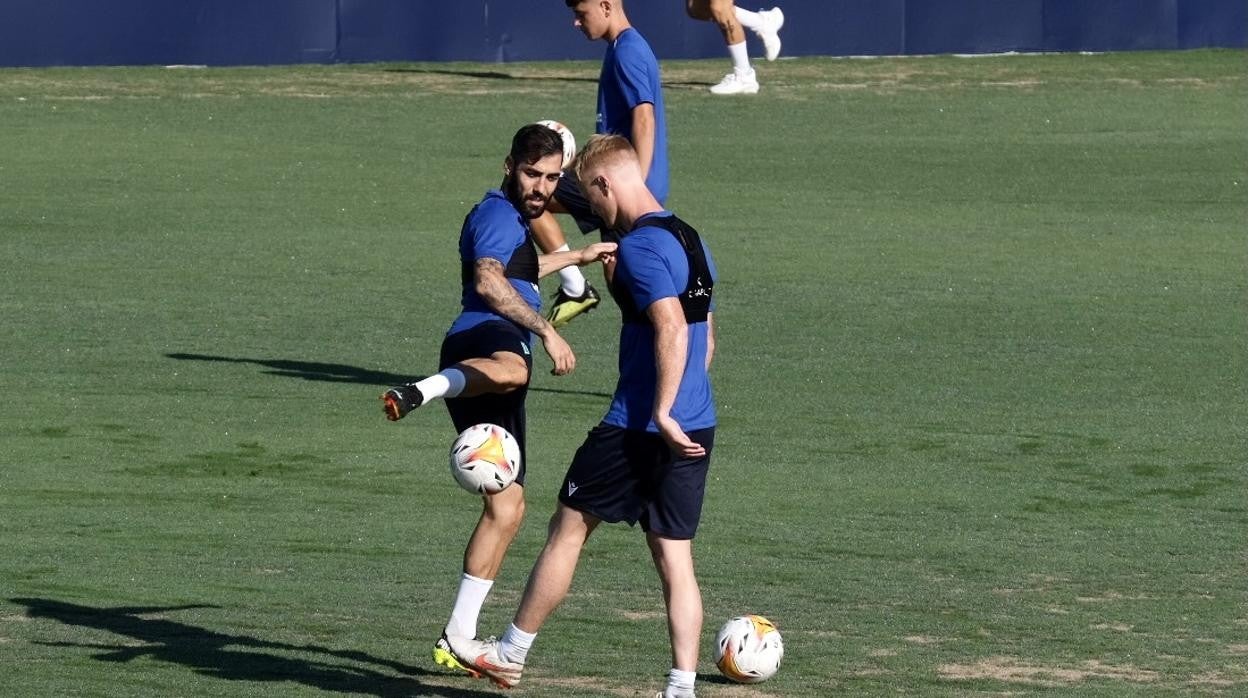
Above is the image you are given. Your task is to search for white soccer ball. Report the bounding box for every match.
[448,423,520,495]
[535,119,577,170]
[714,615,784,684]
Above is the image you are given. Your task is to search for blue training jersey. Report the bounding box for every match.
[598,27,669,205]
[447,189,542,337]
[603,213,717,433]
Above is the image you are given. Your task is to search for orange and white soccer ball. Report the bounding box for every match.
[714,615,784,683]
[448,423,520,495]
[535,119,577,170]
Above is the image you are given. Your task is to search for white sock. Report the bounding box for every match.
[412,368,466,404]
[445,573,493,640]
[668,667,697,691]
[554,244,587,297]
[727,41,751,74]
[498,622,536,664]
[734,6,763,31]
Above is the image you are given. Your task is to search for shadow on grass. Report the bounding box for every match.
[383,66,713,89]
[12,598,495,697]
[165,352,612,398]
[384,66,598,84]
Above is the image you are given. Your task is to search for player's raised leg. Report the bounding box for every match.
[688,0,759,95]
[735,5,785,62]
[382,352,527,422]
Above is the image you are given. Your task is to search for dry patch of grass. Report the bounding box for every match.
[939,656,1159,687]
[1074,590,1152,604]
[1090,622,1134,632]
[619,609,664,621]
[903,635,947,645]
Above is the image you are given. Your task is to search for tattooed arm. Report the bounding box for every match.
[475,257,575,375]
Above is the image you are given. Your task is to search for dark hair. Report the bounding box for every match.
[510,124,564,168]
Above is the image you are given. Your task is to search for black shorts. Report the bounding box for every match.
[554,174,606,235]
[439,320,534,486]
[558,423,715,540]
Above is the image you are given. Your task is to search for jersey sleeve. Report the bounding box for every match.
[618,235,679,312]
[610,43,658,110]
[467,200,522,265]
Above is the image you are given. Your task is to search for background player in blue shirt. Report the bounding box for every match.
[449,135,717,698]
[533,0,671,328]
[380,124,614,676]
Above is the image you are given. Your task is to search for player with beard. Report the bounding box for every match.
[449,134,718,698]
[380,124,616,674]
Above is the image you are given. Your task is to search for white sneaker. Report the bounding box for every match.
[709,69,759,95]
[656,689,696,698]
[755,7,785,61]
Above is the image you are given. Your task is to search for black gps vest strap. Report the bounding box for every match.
[608,214,713,326]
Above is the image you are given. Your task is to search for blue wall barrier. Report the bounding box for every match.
[1,0,1243,67]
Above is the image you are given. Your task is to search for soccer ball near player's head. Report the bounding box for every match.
[714,615,785,684]
[504,124,566,219]
[449,423,521,495]
[534,120,577,170]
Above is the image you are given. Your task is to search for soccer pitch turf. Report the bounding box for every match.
[1,50,1245,696]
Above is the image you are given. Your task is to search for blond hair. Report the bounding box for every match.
[573,133,639,184]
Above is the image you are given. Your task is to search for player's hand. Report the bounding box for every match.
[655,413,705,459]
[579,241,617,265]
[542,330,576,376]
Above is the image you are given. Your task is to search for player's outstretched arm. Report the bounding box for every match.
[536,241,617,279]
[475,257,575,375]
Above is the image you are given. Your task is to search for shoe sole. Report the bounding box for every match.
[381,394,405,421]
[433,644,482,678]
[473,663,520,689]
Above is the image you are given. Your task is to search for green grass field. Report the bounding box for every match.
[1,49,1245,696]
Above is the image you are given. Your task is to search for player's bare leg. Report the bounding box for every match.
[512,503,600,633]
[647,534,702,671]
[687,0,746,44]
[531,207,570,256]
[531,206,601,327]
[435,482,528,676]
[382,352,527,421]
[689,0,757,94]
[465,483,527,580]
[734,4,785,61]
[648,533,702,697]
[445,503,600,688]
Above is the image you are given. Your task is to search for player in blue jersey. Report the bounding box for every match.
[449,135,717,698]
[535,0,671,328]
[380,124,615,677]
